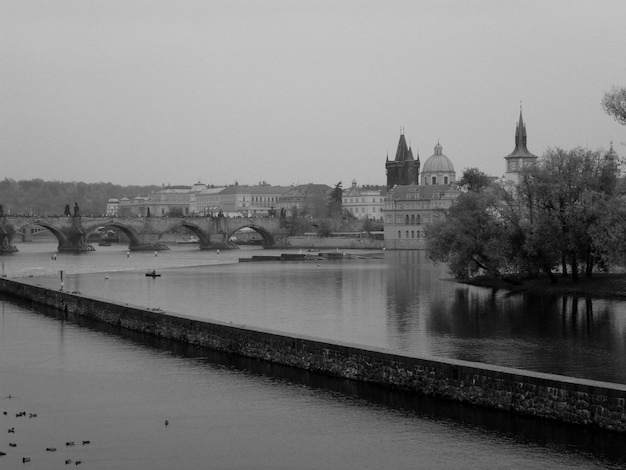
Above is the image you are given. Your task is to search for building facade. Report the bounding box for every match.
[276,183,332,217]
[219,184,291,217]
[106,198,119,216]
[342,180,385,220]
[383,184,461,249]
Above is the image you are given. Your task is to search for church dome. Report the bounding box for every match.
[422,143,455,173]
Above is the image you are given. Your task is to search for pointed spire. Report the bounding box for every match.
[395,133,412,161]
[505,106,538,161]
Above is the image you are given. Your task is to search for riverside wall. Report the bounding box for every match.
[1,278,625,432]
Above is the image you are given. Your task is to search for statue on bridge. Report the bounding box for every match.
[0,204,3,217]
[64,204,71,217]
[74,202,80,217]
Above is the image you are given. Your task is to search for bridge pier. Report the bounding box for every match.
[0,217,18,253]
[128,220,170,251]
[57,216,95,252]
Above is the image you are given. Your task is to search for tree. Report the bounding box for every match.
[327,182,343,218]
[602,86,626,125]
[427,147,624,282]
[520,147,617,280]
[426,189,511,278]
[458,168,493,192]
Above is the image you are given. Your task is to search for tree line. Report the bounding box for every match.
[0,178,160,216]
[428,85,626,283]
[426,148,624,282]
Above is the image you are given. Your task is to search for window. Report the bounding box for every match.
[411,214,415,224]
[405,231,409,238]
[411,231,415,238]
[416,215,421,224]
[405,215,409,224]
[444,176,448,184]
[432,176,437,185]
[398,231,401,238]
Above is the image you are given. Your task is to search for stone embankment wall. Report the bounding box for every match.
[1,278,625,432]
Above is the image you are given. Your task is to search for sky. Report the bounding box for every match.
[1,0,625,187]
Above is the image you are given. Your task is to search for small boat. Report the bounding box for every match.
[176,236,199,244]
[145,271,161,278]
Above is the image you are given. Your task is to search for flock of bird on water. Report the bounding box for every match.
[2,394,169,466]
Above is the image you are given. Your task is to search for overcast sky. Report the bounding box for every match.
[1,0,625,187]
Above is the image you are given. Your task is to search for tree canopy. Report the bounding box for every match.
[602,86,626,125]
[426,147,624,282]
[327,181,343,218]
[458,167,493,192]
[0,178,160,216]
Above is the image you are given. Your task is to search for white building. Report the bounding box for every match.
[342,180,385,220]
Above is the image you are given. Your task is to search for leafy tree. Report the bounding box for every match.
[520,147,616,280]
[0,178,160,216]
[426,189,511,278]
[327,182,343,218]
[602,86,626,125]
[427,147,622,282]
[458,168,493,192]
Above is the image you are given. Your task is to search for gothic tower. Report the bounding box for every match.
[386,131,420,189]
[504,108,538,182]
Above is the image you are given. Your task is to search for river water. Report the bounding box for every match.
[1,242,625,469]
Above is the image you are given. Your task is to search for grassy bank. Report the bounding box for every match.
[462,273,626,300]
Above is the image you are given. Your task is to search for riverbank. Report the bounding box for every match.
[462,272,626,300]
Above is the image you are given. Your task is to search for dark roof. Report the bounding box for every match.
[505,110,538,160]
[219,185,291,195]
[394,134,415,162]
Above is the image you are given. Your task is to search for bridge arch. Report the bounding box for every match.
[228,224,275,248]
[15,221,95,252]
[84,222,143,248]
[16,221,67,247]
[159,221,212,247]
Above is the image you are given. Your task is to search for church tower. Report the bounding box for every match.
[386,131,420,189]
[504,109,538,182]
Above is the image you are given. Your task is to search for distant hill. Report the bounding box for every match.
[0,178,161,216]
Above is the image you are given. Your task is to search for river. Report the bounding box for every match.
[1,241,625,469]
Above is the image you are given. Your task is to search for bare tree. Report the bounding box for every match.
[602,86,626,125]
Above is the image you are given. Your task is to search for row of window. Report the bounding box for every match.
[398,230,422,238]
[343,197,382,203]
[349,207,383,213]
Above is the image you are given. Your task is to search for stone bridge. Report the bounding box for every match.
[0,215,292,253]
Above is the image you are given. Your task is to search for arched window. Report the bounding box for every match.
[416,215,421,224]
[398,231,401,239]
[432,176,437,185]
[411,230,415,238]
[411,214,415,224]
[405,231,409,238]
[405,215,409,225]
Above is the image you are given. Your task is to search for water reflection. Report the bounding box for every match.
[3,295,626,469]
[8,244,626,384]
